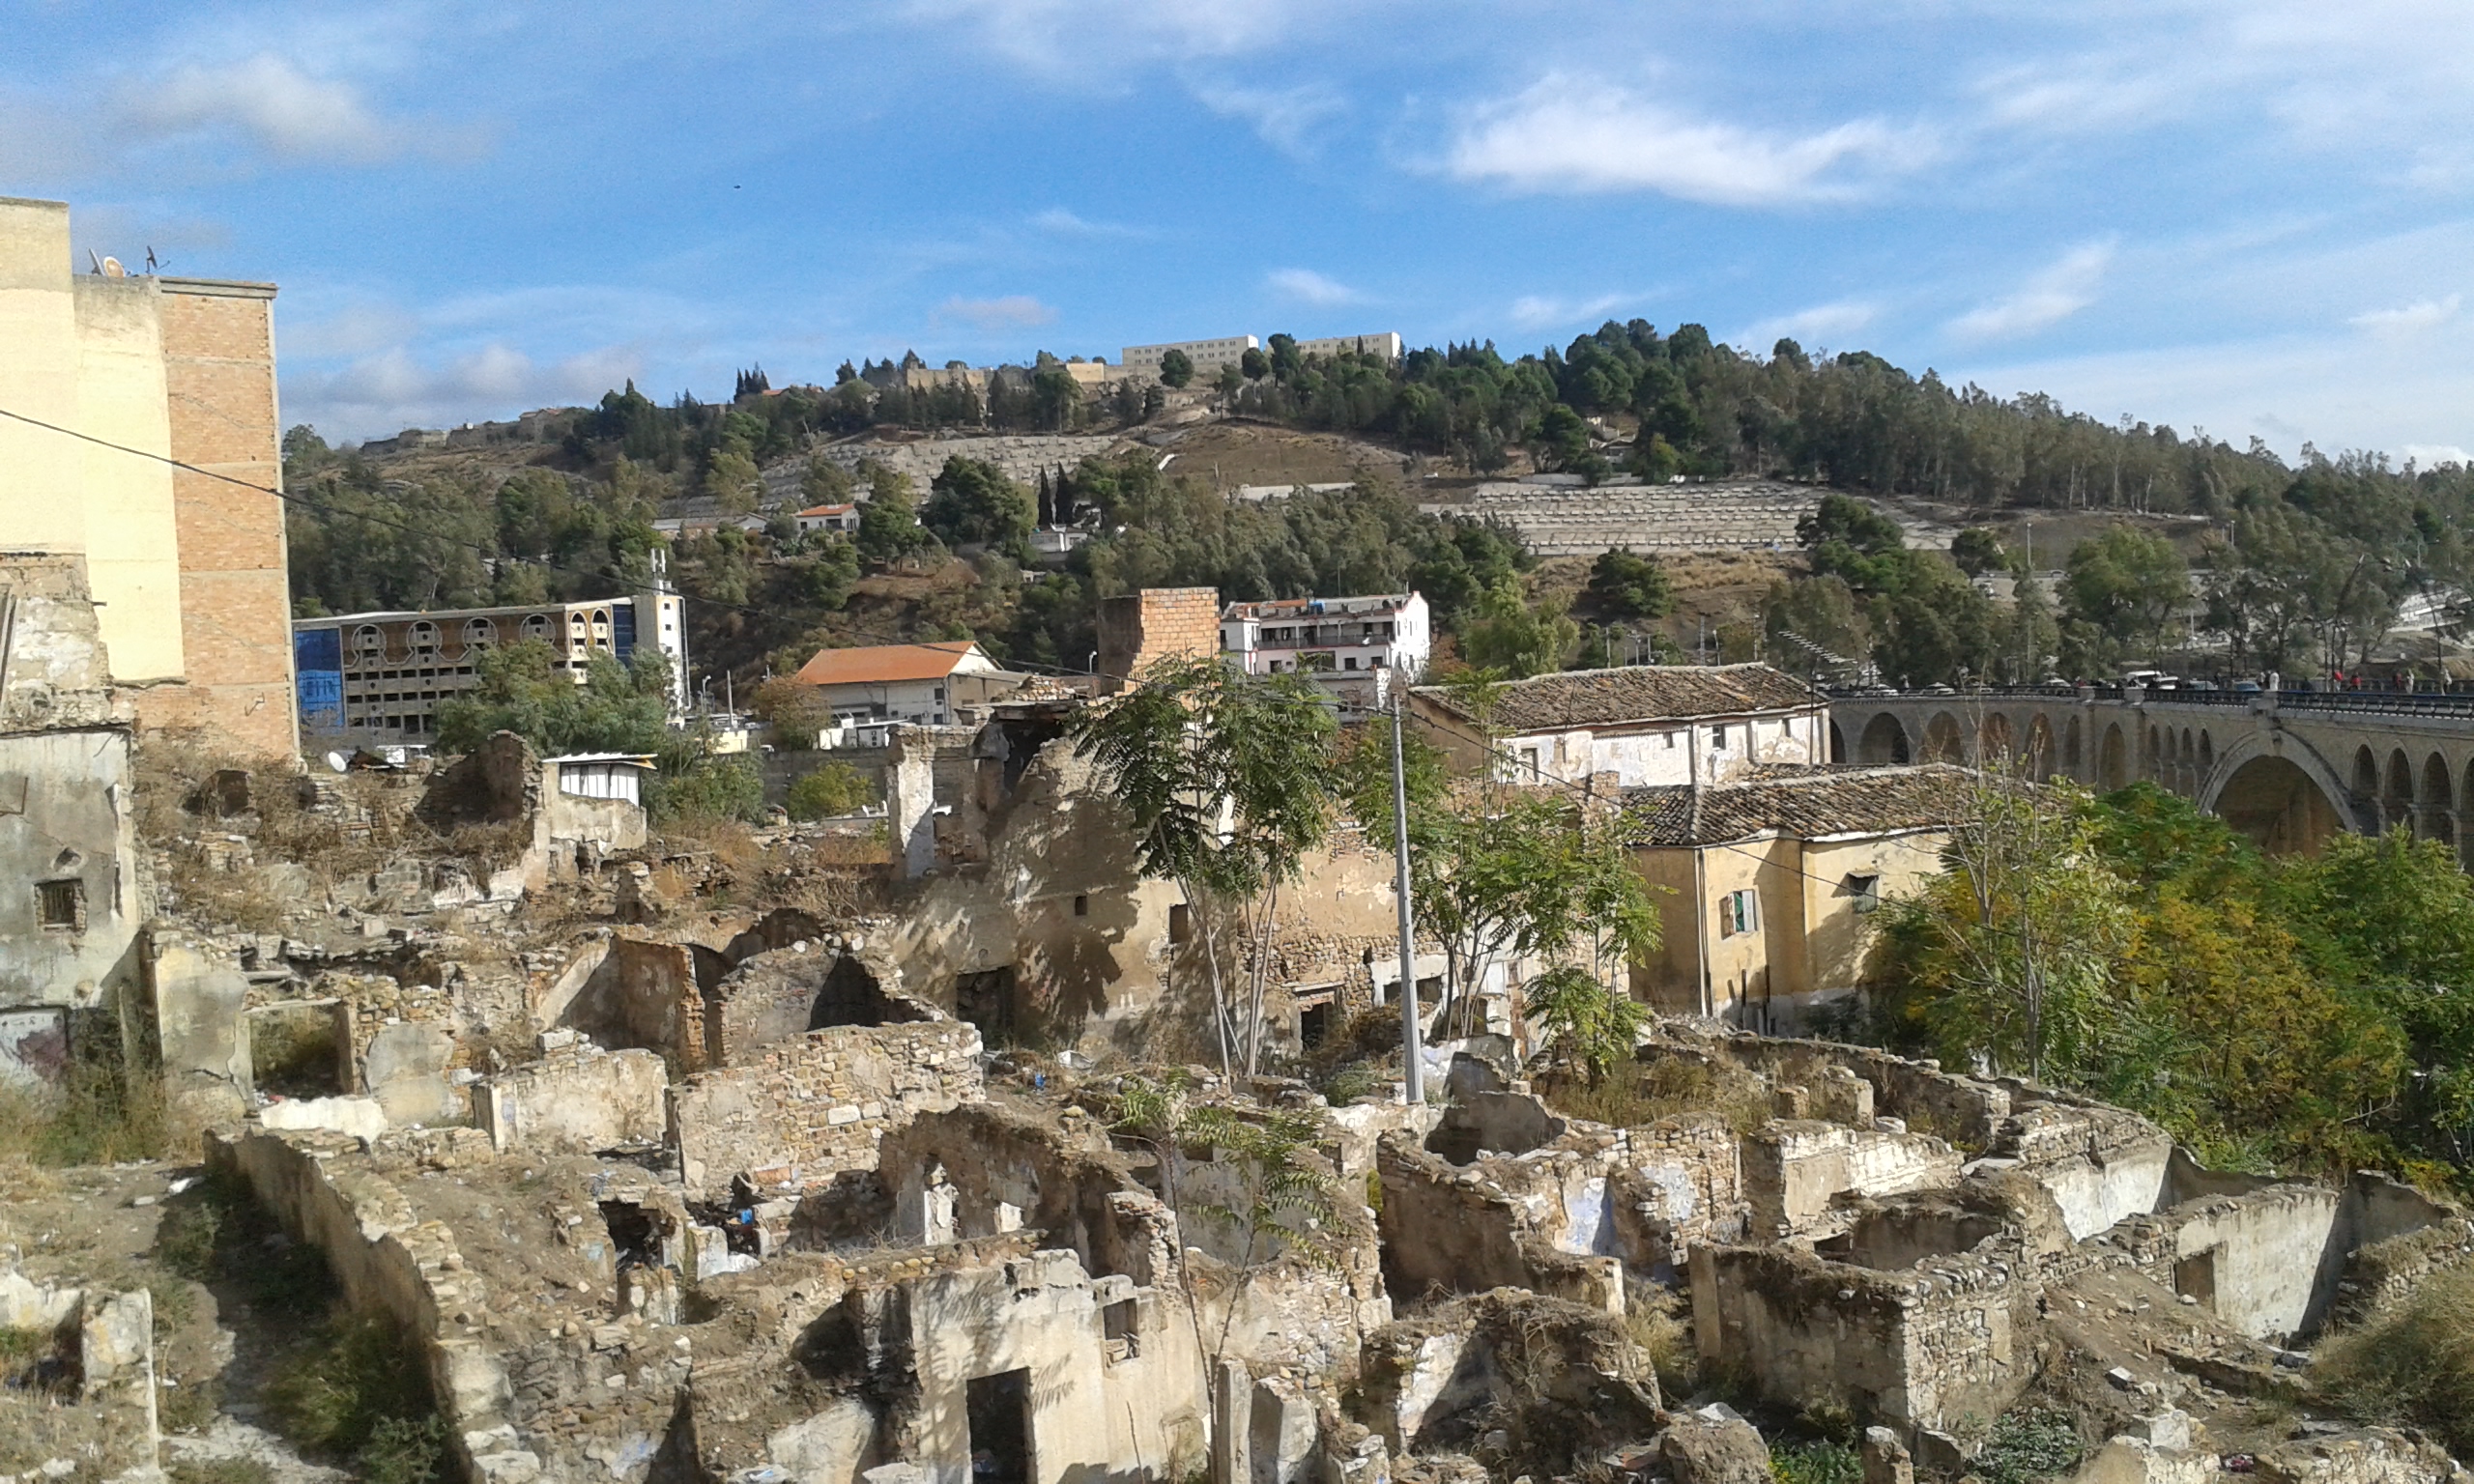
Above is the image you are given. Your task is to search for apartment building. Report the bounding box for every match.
[1410,662,1828,788]
[292,591,688,742]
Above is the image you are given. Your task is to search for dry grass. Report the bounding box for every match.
[2315,1263,2474,1453]
[1621,1285,1699,1397]
[1543,1055,1775,1134]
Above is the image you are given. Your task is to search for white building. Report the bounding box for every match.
[1119,336,1259,383]
[796,502,860,533]
[1221,592,1429,706]
[1409,663,1827,789]
[789,641,1023,728]
[1293,332,1404,362]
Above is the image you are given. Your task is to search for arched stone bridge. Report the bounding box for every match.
[1828,686,2474,858]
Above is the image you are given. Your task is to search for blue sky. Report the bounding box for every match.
[8,0,2471,461]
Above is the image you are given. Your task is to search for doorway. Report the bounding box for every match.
[965,1368,1032,1484]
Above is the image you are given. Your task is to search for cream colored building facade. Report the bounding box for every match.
[0,196,296,756]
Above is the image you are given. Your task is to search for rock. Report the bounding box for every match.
[1658,1413,1773,1484]
[2132,1413,2195,1450]
[1913,1431,1970,1476]
[1863,1427,1915,1484]
[2109,1366,2140,1390]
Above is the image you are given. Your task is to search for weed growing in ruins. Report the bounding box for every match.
[167,1458,273,1484]
[153,1169,336,1322]
[1970,1409,2082,1484]
[266,1311,446,1483]
[1530,965,1650,1085]
[0,1033,184,1167]
[1617,1288,1698,1395]
[1770,1441,1861,1484]
[2315,1262,2474,1454]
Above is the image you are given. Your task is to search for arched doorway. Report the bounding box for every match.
[1923,712,1964,762]
[1857,713,1910,765]
[2214,755,2347,856]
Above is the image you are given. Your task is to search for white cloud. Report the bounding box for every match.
[113,52,416,164]
[1945,241,2115,342]
[1029,207,1140,238]
[2403,443,2473,468]
[1740,300,1878,350]
[2350,293,2461,336]
[903,0,1340,74]
[1508,293,1636,333]
[935,294,1058,331]
[1446,75,1932,206]
[288,342,644,442]
[1267,268,1362,306]
[1192,80,1345,156]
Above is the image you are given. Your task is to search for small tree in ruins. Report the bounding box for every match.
[1070,654,1338,1076]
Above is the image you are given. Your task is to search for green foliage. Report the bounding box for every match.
[1770,1441,1862,1484]
[1949,527,2010,577]
[2315,1262,2474,1454]
[1158,349,1194,387]
[647,753,763,824]
[433,640,670,756]
[786,761,877,820]
[1460,578,1578,678]
[1581,548,1675,620]
[2058,526,2189,672]
[267,1312,446,1483]
[1529,965,1650,1083]
[1971,1410,2082,1484]
[168,1460,273,1484]
[857,465,937,562]
[923,456,1036,552]
[1794,495,2003,686]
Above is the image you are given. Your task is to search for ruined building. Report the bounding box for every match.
[0,195,296,758]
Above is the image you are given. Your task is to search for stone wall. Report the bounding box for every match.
[1095,586,1220,695]
[1741,1122,1966,1240]
[473,1041,667,1154]
[671,1019,983,1197]
[1990,1098,2175,1240]
[709,943,928,1067]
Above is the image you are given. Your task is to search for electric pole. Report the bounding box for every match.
[1391,686,1424,1104]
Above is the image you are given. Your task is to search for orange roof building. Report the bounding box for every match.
[790,642,1013,728]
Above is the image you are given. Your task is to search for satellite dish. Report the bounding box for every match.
[326,751,351,774]
[101,256,125,277]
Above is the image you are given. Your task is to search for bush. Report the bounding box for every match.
[647,755,763,824]
[1972,1410,2082,1484]
[1771,1441,1861,1484]
[787,761,877,820]
[2315,1264,2474,1454]
[0,1029,181,1168]
[266,1312,445,1482]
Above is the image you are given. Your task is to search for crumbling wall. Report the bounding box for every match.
[0,1269,158,1477]
[1988,1099,2175,1240]
[472,1040,666,1154]
[708,942,927,1066]
[1354,1290,1658,1471]
[1652,1032,2013,1149]
[0,727,141,1012]
[1740,1121,1965,1239]
[542,934,705,1073]
[671,1020,983,1197]
[877,1102,1175,1286]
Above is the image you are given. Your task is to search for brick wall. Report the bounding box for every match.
[670,1019,984,1197]
[152,280,297,758]
[1095,586,1220,695]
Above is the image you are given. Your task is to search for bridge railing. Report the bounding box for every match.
[1828,684,2474,719]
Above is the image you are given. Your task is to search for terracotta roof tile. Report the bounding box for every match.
[1417,663,1816,732]
[792,641,982,687]
[1624,763,1972,846]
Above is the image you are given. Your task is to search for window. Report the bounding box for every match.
[36,878,83,931]
[1713,726,1730,750]
[1520,747,1542,780]
[1168,902,1193,944]
[1845,873,1882,914]
[1664,731,1677,749]
[1103,1298,1140,1359]
[1718,888,1758,937]
[1073,894,1089,917]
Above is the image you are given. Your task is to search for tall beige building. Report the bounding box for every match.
[0,196,297,757]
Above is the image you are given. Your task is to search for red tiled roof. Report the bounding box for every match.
[1417,663,1817,732]
[792,642,981,687]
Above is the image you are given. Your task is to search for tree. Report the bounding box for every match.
[922,456,1035,551]
[1158,349,1194,387]
[434,640,670,756]
[2058,526,2189,671]
[1580,549,1675,621]
[1240,347,1270,381]
[787,761,877,820]
[1459,578,1577,678]
[1949,527,2009,577]
[705,449,763,515]
[800,456,854,506]
[856,465,935,562]
[1070,655,1339,1075]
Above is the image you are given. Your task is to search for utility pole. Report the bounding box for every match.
[1391,686,1424,1105]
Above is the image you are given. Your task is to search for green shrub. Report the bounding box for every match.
[1972,1410,2082,1484]
[647,755,763,824]
[786,761,877,820]
[168,1457,273,1484]
[2316,1264,2474,1454]
[1771,1441,1862,1484]
[266,1312,444,1481]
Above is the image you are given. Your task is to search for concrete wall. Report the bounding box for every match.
[71,274,182,684]
[1740,1122,1966,1239]
[0,728,140,1010]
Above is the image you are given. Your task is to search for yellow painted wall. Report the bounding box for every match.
[72,275,184,681]
[1799,832,1946,995]
[0,198,87,556]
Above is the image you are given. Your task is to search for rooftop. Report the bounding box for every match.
[1623,763,1971,846]
[1416,662,1817,732]
[792,641,985,688]
[1224,592,1419,620]
[296,596,643,627]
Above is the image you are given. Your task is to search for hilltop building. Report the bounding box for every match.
[291,590,688,744]
[0,195,297,756]
[1221,592,1429,707]
[789,641,1026,730]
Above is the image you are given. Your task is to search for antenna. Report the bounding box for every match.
[145,247,158,274]
[87,249,103,274]
[101,256,125,277]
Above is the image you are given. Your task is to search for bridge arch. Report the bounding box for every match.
[1980,711,2015,764]
[2064,716,2084,772]
[2199,731,2361,855]
[2099,723,2129,790]
[2385,749,2416,835]
[1828,720,1848,763]
[1922,711,1964,762]
[2199,730,2214,778]
[2177,729,2197,793]
[2024,714,2056,780]
[1856,712,1910,765]
[2424,752,2457,848]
